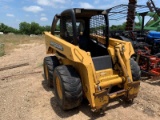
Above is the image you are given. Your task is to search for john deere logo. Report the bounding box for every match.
[50,41,63,51]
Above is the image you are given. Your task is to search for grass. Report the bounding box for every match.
[0,34,45,54]
[0,43,5,56]
[36,63,43,68]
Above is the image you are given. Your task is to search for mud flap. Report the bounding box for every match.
[127,81,140,100]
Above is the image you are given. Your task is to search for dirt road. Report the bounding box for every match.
[0,41,160,120]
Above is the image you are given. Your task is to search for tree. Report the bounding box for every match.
[0,23,8,33]
[19,22,51,35]
[0,22,52,35]
[110,22,126,31]
[44,25,51,31]
[0,23,18,33]
[30,22,41,34]
[19,22,31,35]
[4,27,15,33]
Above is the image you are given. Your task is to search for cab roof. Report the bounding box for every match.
[58,8,105,18]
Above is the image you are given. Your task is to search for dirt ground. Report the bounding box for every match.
[0,37,160,120]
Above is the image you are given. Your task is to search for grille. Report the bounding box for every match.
[90,15,106,36]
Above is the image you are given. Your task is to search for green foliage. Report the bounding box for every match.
[30,22,41,34]
[0,43,5,57]
[110,22,126,31]
[19,22,48,35]
[19,22,31,35]
[0,23,19,34]
[44,25,51,31]
[0,22,51,35]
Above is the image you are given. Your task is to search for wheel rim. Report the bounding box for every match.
[44,64,49,80]
[56,77,63,99]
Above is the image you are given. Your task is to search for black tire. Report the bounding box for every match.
[53,65,83,110]
[130,58,141,81]
[43,56,60,87]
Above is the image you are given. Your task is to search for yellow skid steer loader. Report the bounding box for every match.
[43,8,141,112]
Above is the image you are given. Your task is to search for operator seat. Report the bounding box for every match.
[78,30,88,51]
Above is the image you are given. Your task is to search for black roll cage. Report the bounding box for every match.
[51,8,109,47]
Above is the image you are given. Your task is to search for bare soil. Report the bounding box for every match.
[0,36,160,120]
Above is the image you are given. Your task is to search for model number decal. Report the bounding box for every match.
[50,41,63,51]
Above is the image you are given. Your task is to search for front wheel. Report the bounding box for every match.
[53,65,83,110]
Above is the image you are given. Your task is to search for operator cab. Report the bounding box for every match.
[51,8,112,70]
[51,8,109,57]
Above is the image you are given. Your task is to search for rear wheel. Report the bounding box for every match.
[43,56,60,87]
[124,58,141,103]
[130,58,141,81]
[53,65,83,110]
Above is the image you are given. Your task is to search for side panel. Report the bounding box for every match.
[45,32,91,64]
[45,32,98,108]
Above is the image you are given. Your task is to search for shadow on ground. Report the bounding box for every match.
[50,96,133,119]
[41,74,53,92]
[142,78,160,86]
[41,74,134,119]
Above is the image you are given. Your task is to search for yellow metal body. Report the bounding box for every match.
[44,64,49,80]
[56,77,63,99]
[45,32,140,111]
